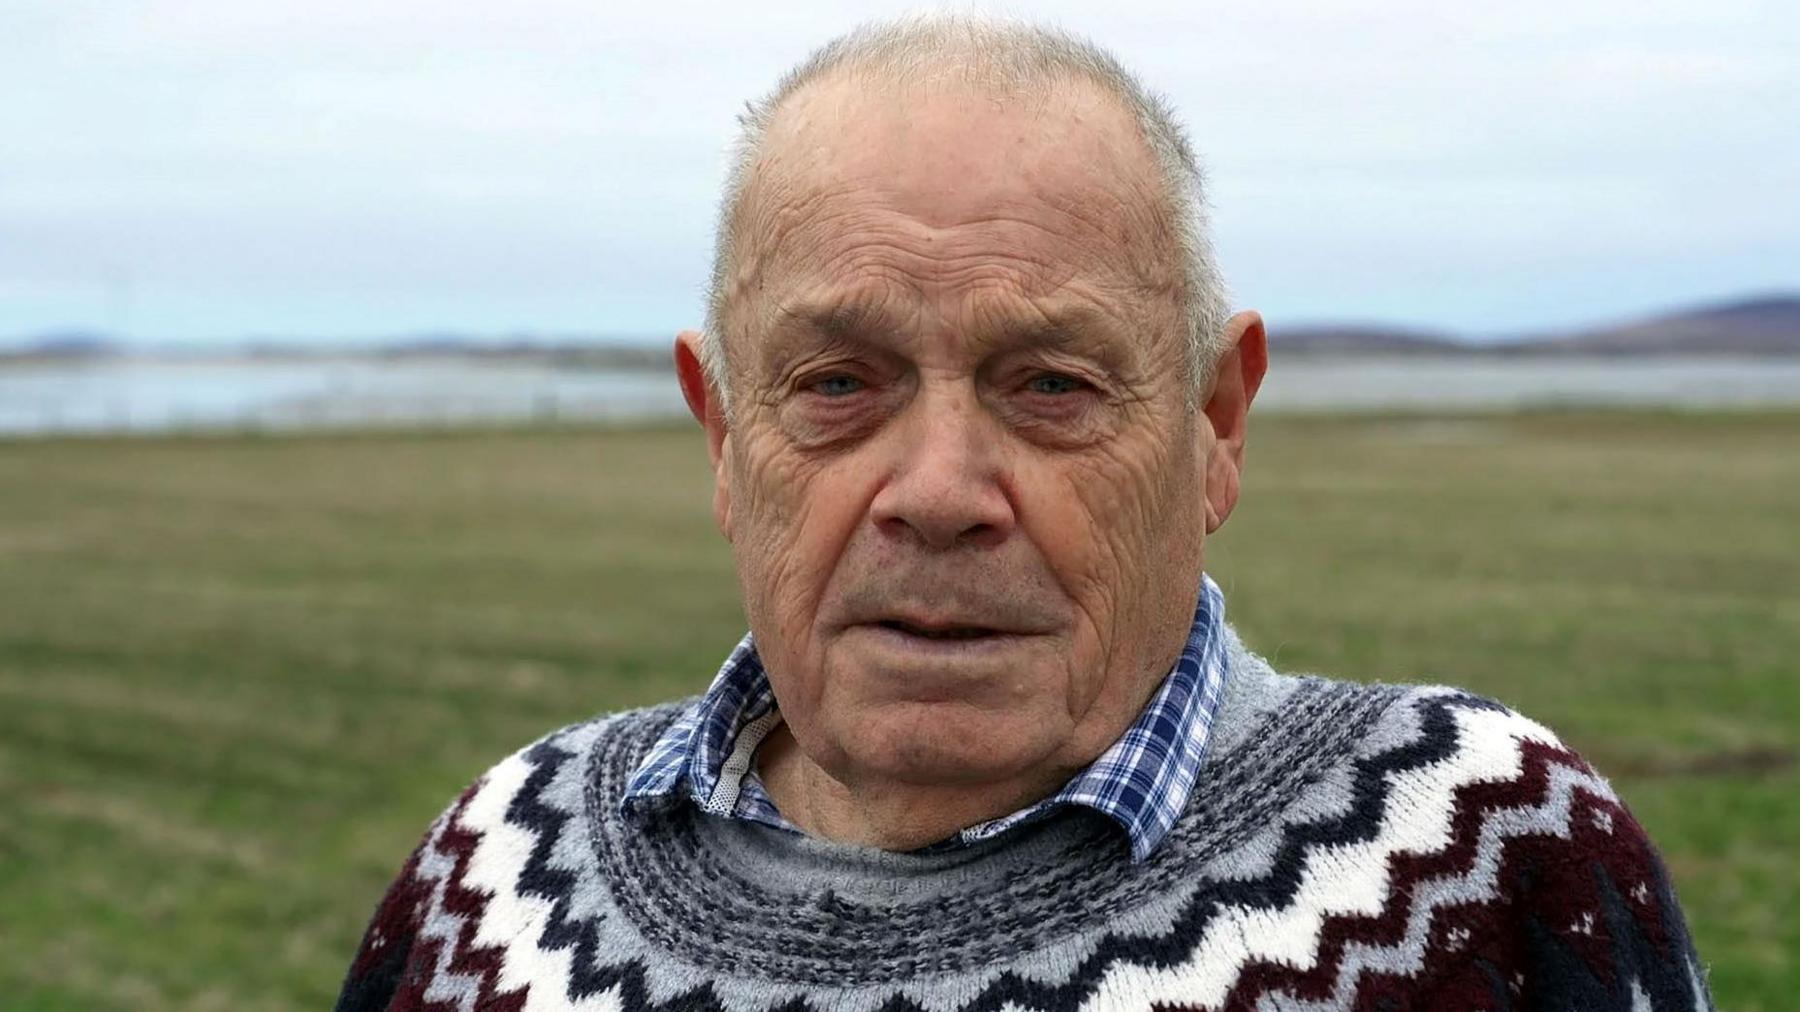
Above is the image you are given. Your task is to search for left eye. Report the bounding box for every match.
[811,374,865,397]
[1026,373,1085,395]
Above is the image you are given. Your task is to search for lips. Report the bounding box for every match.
[857,611,1039,659]
[876,619,1000,641]
[831,582,1063,646]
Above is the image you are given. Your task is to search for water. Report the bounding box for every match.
[0,357,688,435]
[1253,355,1800,412]
[2,354,1797,436]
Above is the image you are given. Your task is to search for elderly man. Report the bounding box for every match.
[337,16,1710,1012]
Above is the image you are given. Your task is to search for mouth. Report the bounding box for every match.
[857,616,1037,658]
[875,619,1002,641]
[847,614,1047,686]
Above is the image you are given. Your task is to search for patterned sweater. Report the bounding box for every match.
[336,631,1712,1011]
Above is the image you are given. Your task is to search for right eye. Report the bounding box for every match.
[810,374,866,397]
[1025,372,1087,395]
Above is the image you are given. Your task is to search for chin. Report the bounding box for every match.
[839,703,1058,787]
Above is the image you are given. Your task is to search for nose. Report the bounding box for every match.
[868,386,1016,551]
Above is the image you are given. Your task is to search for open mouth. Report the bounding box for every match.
[877,620,1000,641]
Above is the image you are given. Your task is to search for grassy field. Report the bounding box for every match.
[1,411,1795,1009]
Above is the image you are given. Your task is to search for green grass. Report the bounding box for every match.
[1,411,1794,1009]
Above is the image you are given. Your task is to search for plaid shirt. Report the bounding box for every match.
[622,575,1230,862]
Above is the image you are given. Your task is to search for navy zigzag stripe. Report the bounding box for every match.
[479,692,1526,1011]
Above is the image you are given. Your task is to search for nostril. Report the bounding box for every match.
[867,467,1017,549]
[958,521,1006,549]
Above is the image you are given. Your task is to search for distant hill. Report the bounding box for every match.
[9,293,1798,361]
[1265,325,1459,354]
[1507,294,1800,355]
[0,329,122,361]
[1270,293,1800,356]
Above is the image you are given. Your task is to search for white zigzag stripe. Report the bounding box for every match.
[412,799,486,1011]
[1079,704,1564,1012]
[1265,755,1619,1010]
[450,751,627,1012]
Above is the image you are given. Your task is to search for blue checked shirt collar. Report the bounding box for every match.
[622,575,1231,862]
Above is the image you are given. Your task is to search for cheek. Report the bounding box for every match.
[1030,443,1167,602]
[729,435,881,690]
[1021,431,1206,697]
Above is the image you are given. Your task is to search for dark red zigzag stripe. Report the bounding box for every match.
[365,716,1682,1012]
[345,813,437,985]
[387,780,530,1012]
[1166,738,1667,1011]
[1213,739,1594,1009]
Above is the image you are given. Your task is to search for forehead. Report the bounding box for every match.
[729,74,1180,340]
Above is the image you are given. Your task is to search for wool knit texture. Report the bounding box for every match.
[336,627,1714,1011]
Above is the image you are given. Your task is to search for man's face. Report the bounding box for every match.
[687,77,1256,796]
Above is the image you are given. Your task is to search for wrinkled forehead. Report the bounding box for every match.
[727,73,1181,330]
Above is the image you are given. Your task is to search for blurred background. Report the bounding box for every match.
[1,1,1794,1008]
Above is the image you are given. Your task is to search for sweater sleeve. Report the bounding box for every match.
[1507,770,1714,1010]
[1401,694,1716,1011]
[333,785,478,1012]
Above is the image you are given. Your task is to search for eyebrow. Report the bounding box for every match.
[777,299,894,344]
[988,304,1147,378]
[771,295,1135,373]
[996,306,1111,352]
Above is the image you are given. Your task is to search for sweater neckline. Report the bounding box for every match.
[580,656,1403,985]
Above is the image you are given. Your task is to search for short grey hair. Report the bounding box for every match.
[701,13,1231,410]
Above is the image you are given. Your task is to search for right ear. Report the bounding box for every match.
[674,330,733,538]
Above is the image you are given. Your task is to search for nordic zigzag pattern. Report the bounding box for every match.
[336,675,1713,1012]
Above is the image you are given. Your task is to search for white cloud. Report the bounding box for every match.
[2,0,1795,341]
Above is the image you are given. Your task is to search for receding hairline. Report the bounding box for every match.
[729,67,1180,279]
[745,64,1169,198]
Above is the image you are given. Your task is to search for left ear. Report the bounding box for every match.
[1201,310,1268,534]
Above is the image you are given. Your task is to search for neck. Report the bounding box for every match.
[755,722,1073,851]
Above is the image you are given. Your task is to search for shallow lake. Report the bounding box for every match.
[2,354,1797,436]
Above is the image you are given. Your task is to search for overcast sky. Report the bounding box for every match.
[2,0,1795,347]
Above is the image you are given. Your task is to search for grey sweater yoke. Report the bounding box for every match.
[336,630,1713,1011]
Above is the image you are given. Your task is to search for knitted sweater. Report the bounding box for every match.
[336,630,1713,1011]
